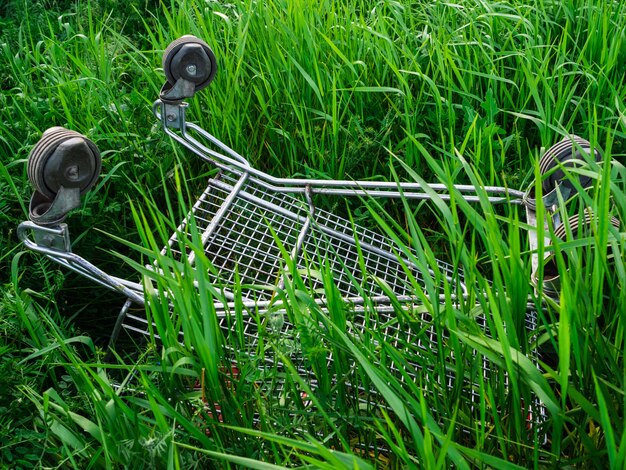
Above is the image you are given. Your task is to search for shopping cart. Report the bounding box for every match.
[16,35,605,432]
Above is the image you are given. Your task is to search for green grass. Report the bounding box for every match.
[1,0,626,467]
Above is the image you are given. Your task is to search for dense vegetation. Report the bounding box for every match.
[1,0,625,467]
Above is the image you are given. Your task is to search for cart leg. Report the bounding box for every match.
[107,298,134,353]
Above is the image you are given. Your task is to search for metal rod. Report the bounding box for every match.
[18,222,145,304]
[278,185,316,291]
[187,172,249,266]
[154,100,525,204]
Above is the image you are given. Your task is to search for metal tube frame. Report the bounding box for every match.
[153,100,526,204]
[18,221,145,305]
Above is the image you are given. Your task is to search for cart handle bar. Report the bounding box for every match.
[154,100,525,205]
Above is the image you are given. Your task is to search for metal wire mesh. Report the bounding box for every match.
[160,172,460,302]
[121,168,544,429]
[122,297,545,430]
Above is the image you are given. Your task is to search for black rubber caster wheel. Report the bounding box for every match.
[162,35,217,92]
[540,210,620,298]
[27,127,101,200]
[539,135,600,194]
[553,210,620,240]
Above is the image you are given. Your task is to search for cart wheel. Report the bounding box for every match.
[541,211,620,298]
[162,35,217,92]
[539,136,600,195]
[27,127,102,200]
[553,210,620,240]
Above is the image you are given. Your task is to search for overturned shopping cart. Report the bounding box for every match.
[17,35,608,433]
